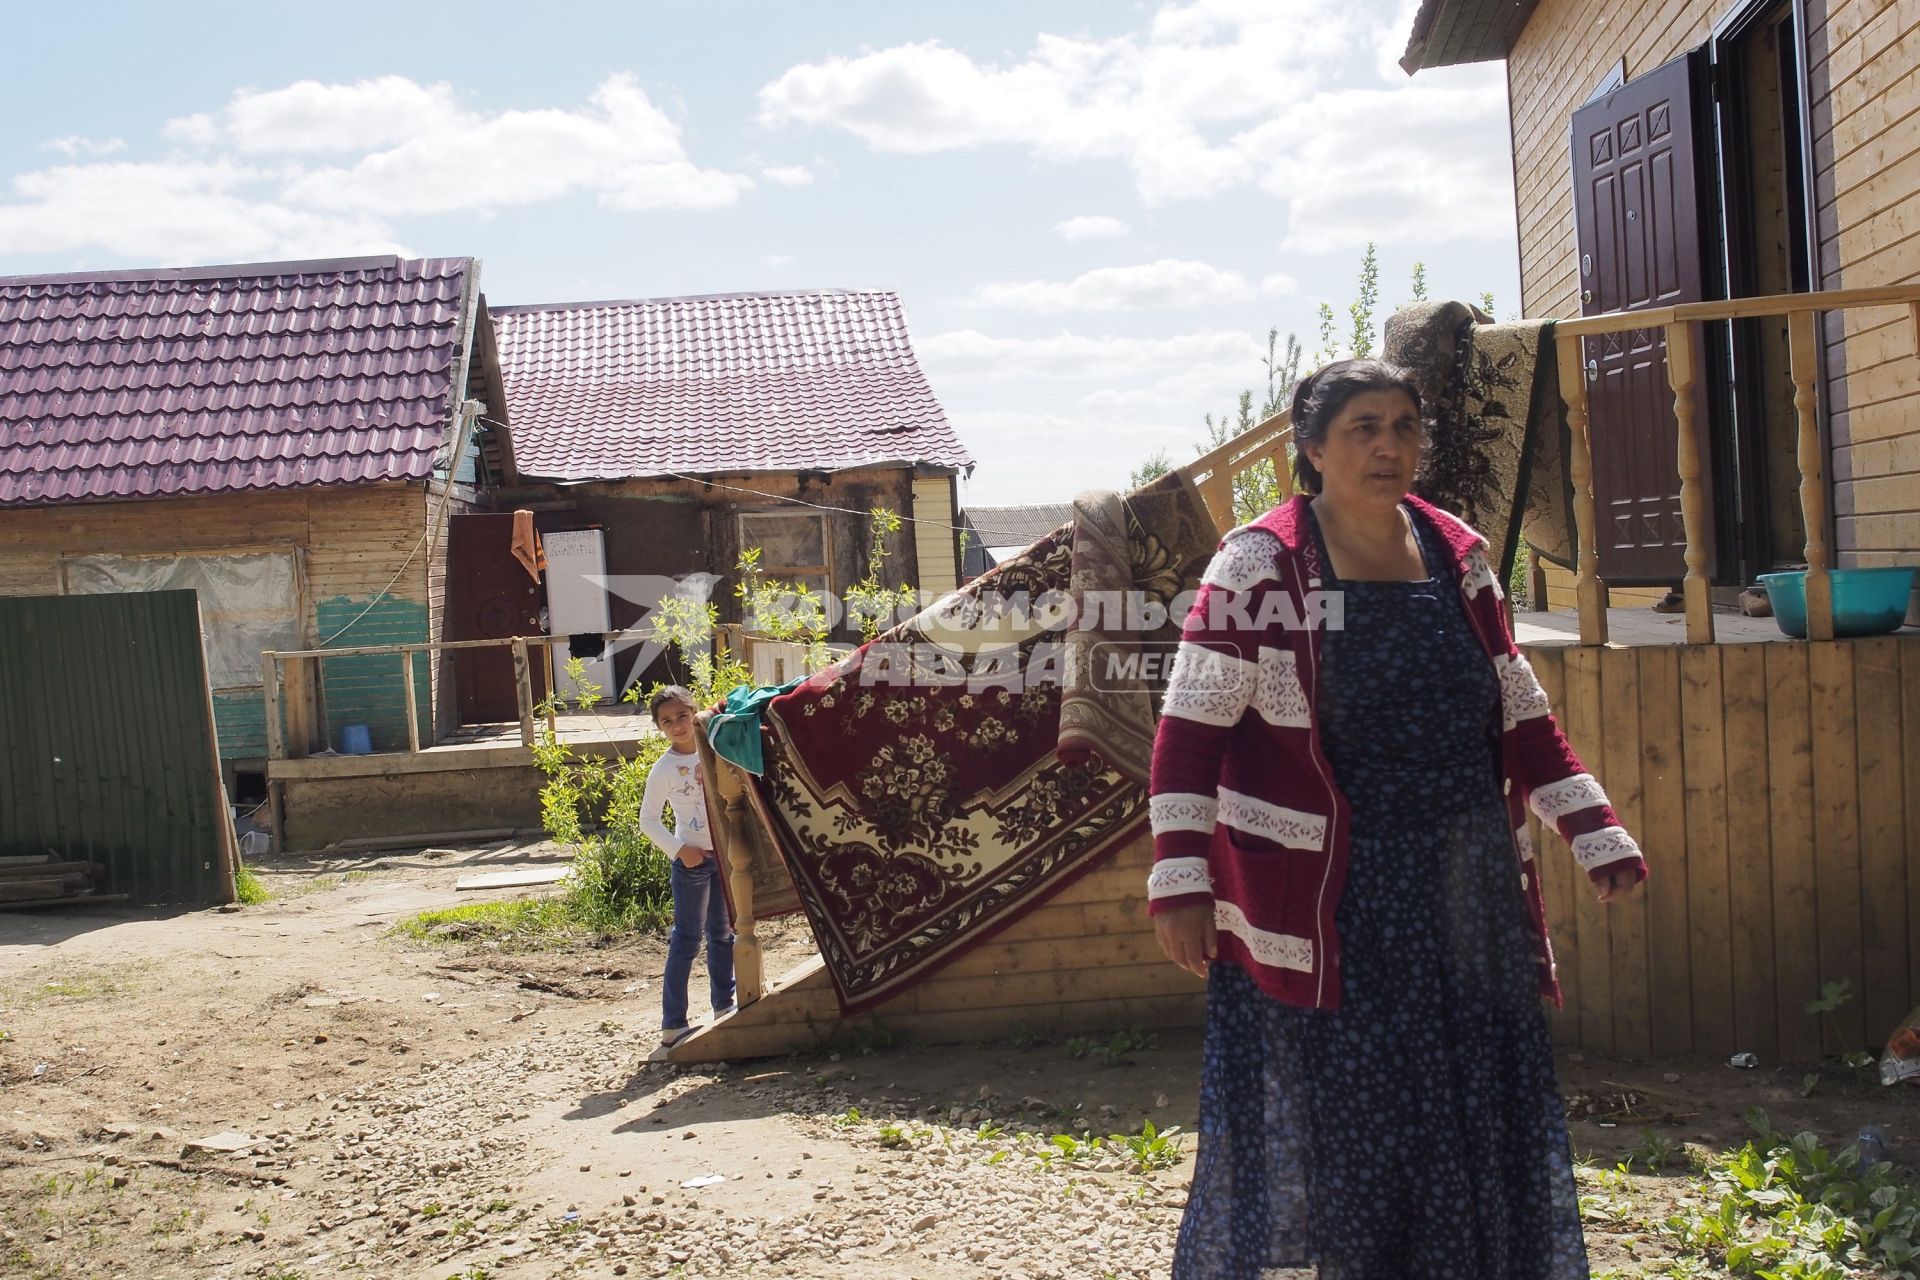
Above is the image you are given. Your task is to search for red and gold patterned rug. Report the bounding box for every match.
[746,474,1217,1012]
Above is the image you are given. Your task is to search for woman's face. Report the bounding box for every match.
[1304,389,1424,509]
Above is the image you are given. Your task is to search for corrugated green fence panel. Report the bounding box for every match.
[0,590,225,904]
[315,595,429,752]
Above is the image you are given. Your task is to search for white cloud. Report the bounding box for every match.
[44,136,126,158]
[1054,214,1129,241]
[278,75,751,215]
[953,407,1219,504]
[762,252,796,269]
[0,160,406,262]
[757,2,1515,243]
[761,164,814,186]
[169,76,467,153]
[758,2,1354,204]
[920,327,1262,382]
[975,258,1251,312]
[0,73,751,265]
[1261,271,1298,296]
[1238,77,1513,251]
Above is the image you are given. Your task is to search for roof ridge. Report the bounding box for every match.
[0,255,466,290]
[488,287,899,315]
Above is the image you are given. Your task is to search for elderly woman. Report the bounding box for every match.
[1149,359,1646,1279]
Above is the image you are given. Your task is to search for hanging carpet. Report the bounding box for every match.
[744,472,1217,1012]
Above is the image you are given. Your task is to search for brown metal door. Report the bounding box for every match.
[1570,52,1716,585]
[447,513,547,724]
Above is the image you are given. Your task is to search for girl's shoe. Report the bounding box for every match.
[660,1025,694,1048]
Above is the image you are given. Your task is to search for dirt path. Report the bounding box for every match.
[4,842,1916,1279]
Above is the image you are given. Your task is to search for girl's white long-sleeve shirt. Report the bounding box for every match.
[639,747,713,860]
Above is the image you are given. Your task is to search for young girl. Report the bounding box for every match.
[639,686,735,1046]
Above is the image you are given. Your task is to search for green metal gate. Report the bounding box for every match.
[0,590,232,904]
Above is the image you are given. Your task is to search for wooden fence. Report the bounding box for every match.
[1530,633,1920,1060]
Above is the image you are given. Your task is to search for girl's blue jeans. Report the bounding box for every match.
[662,854,735,1030]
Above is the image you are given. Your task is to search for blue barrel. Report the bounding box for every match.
[339,722,374,755]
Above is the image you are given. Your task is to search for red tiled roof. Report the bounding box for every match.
[0,255,472,507]
[490,289,972,481]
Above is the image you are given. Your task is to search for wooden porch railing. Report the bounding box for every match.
[1183,407,1295,532]
[1554,284,1920,645]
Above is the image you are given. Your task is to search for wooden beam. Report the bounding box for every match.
[1554,331,1608,645]
[510,637,535,747]
[403,650,420,754]
[1552,282,1920,337]
[1787,309,1834,642]
[283,654,314,760]
[696,718,764,1006]
[262,652,285,762]
[1664,323,1714,644]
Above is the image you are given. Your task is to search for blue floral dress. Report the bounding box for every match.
[1171,506,1588,1280]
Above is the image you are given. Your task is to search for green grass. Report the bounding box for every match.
[233,862,271,905]
[392,898,586,949]
[27,970,129,1002]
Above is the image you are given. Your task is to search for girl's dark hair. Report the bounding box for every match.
[648,685,697,719]
[1288,359,1425,495]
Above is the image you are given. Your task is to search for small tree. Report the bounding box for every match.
[843,506,919,643]
[1129,451,1172,492]
[1348,242,1380,359]
[1409,261,1429,303]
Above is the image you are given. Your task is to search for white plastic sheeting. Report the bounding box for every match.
[65,550,302,690]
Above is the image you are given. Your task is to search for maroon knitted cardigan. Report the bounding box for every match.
[1146,494,1647,1009]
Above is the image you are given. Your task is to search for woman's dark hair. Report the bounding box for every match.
[648,685,697,720]
[1288,359,1425,495]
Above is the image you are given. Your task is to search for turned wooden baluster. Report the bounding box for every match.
[1555,331,1610,645]
[1664,323,1715,644]
[1787,309,1834,641]
[696,720,763,1006]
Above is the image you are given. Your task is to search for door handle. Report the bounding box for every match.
[1586,359,1599,383]
[1581,288,1594,305]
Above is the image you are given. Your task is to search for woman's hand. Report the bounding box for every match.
[1153,903,1217,979]
[1595,868,1642,904]
[676,845,708,869]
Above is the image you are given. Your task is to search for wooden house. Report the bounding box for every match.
[480,289,974,699]
[959,502,1076,580]
[0,255,507,800]
[1403,0,1919,619]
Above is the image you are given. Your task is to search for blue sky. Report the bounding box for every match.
[0,0,1521,507]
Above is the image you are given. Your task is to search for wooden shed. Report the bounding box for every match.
[0,255,507,798]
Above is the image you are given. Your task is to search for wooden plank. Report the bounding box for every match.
[930,931,1170,981]
[1853,636,1909,1044]
[1790,310,1837,640]
[1767,644,1822,1061]
[1529,647,1580,1043]
[1721,644,1778,1059]
[1679,643,1735,1058]
[402,650,420,754]
[1905,641,1920,1011]
[510,638,535,748]
[1600,648,1651,1059]
[1810,642,1867,1053]
[262,653,285,761]
[1637,645,1692,1056]
[1562,644,1613,1054]
[902,961,1202,1014]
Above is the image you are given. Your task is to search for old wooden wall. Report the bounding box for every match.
[1507,0,1919,619]
[0,483,433,759]
[1528,632,1920,1060]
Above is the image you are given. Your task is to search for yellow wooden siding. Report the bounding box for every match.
[910,475,958,598]
[1509,0,1920,583]
[0,485,433,756]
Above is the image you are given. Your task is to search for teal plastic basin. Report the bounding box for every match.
[1758,567,1916,639]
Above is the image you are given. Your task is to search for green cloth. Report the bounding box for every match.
[705,678,803,775]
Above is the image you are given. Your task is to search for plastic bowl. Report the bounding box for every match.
[1758,567,1916,639]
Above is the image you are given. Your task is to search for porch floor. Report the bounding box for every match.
[436,706,656,752]
[1515,605,1813,647]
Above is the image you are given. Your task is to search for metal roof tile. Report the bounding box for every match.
[491,289,972,481]
[0,255,471,506]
